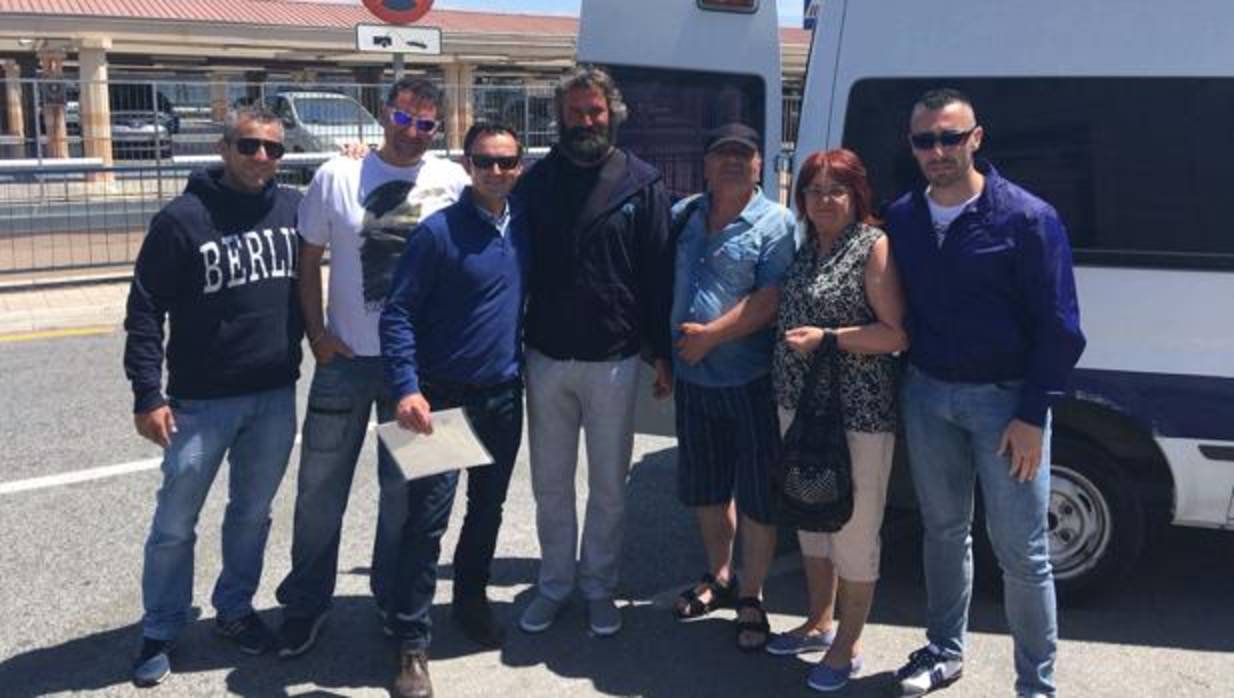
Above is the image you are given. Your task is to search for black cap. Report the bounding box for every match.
[704,123,760,154]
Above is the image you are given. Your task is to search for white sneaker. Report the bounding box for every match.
[518,594,564,634]
[895,644,963,696]
[586,598,622,637]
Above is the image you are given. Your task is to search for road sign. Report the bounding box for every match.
[355,24,442,55]
[362,0,433,25]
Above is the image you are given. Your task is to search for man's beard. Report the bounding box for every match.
[560,125,611,165]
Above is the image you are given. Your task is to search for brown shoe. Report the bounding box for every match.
[393,645,432,698]
[453,595,505,648]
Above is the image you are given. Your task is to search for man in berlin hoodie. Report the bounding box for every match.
[123,105,303,688]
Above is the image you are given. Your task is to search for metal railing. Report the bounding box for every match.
[0,159,320,277]
[0,78,559,164]
[0,76,807,278]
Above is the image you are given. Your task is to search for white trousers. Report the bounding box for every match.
[526,348,641,601]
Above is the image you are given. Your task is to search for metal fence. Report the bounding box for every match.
[0,78,806,278]
[0,158,326,278]
[0,78,558,164]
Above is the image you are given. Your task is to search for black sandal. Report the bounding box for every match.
[734,596,770,652]
[673,573,737,620]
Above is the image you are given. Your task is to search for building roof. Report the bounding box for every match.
[0,0,809,44]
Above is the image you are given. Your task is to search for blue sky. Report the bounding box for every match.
[434,1,806,27]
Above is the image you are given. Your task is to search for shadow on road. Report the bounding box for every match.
[2,445,1230,696]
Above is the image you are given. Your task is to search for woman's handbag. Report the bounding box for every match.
[773,332,854,533]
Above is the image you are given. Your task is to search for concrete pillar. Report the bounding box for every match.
[290,69,318,84]
[77,37,114,171]
[38,49,69,159]
[442,62,475,152]
[2,61,23,159]
[208,72,232,122]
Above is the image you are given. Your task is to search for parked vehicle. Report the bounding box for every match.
[53,83,178,160]
[580,0,1234,603]
[269,91,383,153]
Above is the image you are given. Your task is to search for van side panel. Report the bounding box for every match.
[799,0,1234,529]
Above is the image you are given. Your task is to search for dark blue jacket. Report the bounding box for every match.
[381,188,531,399]
[885,161,1085,426]
[514,145,673,361]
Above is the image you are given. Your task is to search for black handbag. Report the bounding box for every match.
[773,332,854,533]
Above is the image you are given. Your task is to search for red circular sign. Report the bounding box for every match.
[362,0,433,25]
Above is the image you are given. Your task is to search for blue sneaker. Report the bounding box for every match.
[132,637,173,688]
[806,654,863,693]
[765,628,837,656]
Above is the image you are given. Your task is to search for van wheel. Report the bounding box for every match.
[1048,436,1144,602]
[974,435,1145,605]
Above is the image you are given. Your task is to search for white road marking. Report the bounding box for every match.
[0,423,379,496]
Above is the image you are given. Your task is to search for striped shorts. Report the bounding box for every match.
[673,375,780,524]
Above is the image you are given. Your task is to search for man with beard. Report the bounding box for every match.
[885,88,1085,697]
[275,77,468,658]
[515,65,674,638]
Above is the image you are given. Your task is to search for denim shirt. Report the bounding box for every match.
[670,188,797,387]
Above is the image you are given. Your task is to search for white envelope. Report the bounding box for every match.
[376,408,494,481]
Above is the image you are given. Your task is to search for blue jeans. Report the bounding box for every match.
[276,356,405,619]
[391,378,523,649]
[902,366,1057,697]
[141,386,296,641]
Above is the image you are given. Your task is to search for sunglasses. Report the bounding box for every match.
[389,110,439,133]
[909,126,978,150]
[232,138,285,159]
[469,154,521,171]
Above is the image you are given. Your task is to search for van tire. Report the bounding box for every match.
[974,435,1145,606]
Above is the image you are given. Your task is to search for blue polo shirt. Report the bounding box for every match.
[670,188,797,387]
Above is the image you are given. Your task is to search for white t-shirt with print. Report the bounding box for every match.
[299,151,469,356]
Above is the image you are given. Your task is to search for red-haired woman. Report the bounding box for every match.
[770,148,908,692]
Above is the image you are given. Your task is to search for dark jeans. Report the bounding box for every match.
[391,377,523,649]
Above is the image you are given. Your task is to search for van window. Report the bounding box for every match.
[842,78,1234,269]
[606,66,765,200]
[697,0,760,13]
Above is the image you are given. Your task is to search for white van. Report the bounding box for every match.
[579,0,1234,601]
[270,91,383,154]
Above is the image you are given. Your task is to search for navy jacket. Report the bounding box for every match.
[380,188,531,399]
[123,167,303,413]
[885,161,1086,426]
[515,145,673,361]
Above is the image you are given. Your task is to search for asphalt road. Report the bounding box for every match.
[1,329,1231,697]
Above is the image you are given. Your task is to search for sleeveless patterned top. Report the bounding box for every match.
[772,222,899,432]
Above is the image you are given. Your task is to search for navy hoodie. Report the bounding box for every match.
[123,167,304,413]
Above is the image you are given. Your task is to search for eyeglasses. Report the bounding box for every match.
[232,138,285,159]
[469,154,521,171]
[802,185,850,201]
[909,126,978,150]
[389,110,439,133]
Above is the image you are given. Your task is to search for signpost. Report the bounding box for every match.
[358,0,436,78]
[361,0,434,25]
